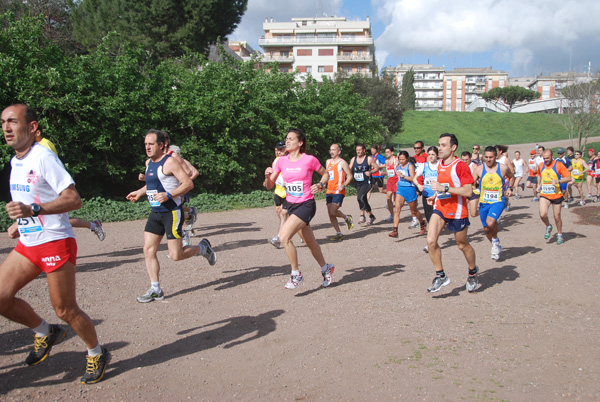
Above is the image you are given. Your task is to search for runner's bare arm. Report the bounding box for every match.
[126,186,147,202]
[311,166,329,194]
[5,184,81,219]
[153,157,194,203]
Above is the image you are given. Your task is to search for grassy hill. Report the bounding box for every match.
[391,111,567,150]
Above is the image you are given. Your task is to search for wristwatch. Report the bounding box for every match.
[166,192,172,199]
[31,203,41,217]
[443,184,450,193]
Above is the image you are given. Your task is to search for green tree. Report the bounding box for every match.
[559,79,600,150]
[481,86,540,112]
[400,68,416,111]
[71,0,248,59]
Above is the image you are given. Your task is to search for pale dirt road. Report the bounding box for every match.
[1,136,600,401]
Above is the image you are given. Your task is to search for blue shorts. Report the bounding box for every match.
[479,202,506,227]
[396,185,418,203]
[432,210,470,232]
[326,193,345,206]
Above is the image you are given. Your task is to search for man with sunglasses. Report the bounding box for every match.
[409,141,427,229]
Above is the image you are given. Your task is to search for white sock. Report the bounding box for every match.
[412,217,418,222]
[291,270,300,276]
[32,319,50,337]
[151,282,161,292]
[87,344,103,357]
[321,263,330,273]
[492,237,499,243]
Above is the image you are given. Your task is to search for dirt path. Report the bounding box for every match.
[1,146,600,401]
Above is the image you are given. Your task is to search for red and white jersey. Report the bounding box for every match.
[434,157,474,219]
[9,143,75,246]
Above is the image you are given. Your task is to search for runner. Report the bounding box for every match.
[167,145,199,246]
[384,145,398,223]
[555,147,573,207]
[264,141,288,248]
[349,144,379,225]
[566,150,588,206]
[592,151,600,203]
[512,151,526,199]
[409,141,428,229]
[495,145,514,211]
[34,127,106,241]
[0,104,109,384]
[526,150,540,201]
[367,144,386,201]
[461,152,481,218]
[536,149,571,245]
[388,151,426,238]
[586,148,597,199]
[471,146,514,260]
[471,144,482,165]
[126,129,216,303]
[413,146,439,252]
[425,133,478,294]
[266,128,335,288]
[325,143,354,241]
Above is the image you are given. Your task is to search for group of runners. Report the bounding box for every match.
[2,102,598,386]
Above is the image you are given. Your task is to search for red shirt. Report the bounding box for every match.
[434,158,474,219]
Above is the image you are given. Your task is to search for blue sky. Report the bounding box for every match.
[229,0,600,77]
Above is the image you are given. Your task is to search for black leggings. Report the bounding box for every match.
[357,183,372,213]
[422,194,434,222]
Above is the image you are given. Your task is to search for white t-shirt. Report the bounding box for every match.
[10,143,76,246]
[513,158,526,177]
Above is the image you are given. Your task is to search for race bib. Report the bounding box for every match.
[436,183,451,200]
[596,168,600,175]
[541,183,556,194]
[572,169,580,176]
[285,181,304,197]
[146,189,160,207]
[386,168,395,177]
[482,189,500,203]
[424,177,433,186]
[18,216,43,234]
[327,170,334,181]
[354,172,365,181]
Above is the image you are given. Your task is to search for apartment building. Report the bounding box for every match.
[258,16,376,81]
[443,68,508,111]
[382,64,445,111]
[228,41,260,61]
[527,72,595,100]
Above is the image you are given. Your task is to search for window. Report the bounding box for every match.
[270,51,275,57]
[306,66,312,73]
[318,66,325,73]
[317,32,335,39]
[343,66,352,73]
[280,66,290,72]
[324,66,334,73]
[297,66,306,73]
[357,66,362,73]
[281,51,289,57]
[297,49,312,56]
[318,49,334,56]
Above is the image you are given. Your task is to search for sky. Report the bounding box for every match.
[229,0,600,77]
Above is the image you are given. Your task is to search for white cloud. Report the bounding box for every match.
[374,0,600,75]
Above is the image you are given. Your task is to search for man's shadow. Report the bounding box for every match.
[107,309,285,378]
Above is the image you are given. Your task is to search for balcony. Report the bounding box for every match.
[262,55,295,63]
[260,36,374,46]
[337,54,373,62]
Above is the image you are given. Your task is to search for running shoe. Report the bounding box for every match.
[182,230,190,247]
[137,288,165,303]
[556,234,564,245]
[330,233,344,241]
[388,229,398,238]
[269,236,282,249]
[81,346,111,384]
[579,200,586,206]
[91,220,105,241]
[513,194,520,200]
[563,202,569,209]
[285,272,304,289]
[594,196,599,203]
[427,274,450,293]
[532,197,539,202]
[199,238,217,265]
[423,244,429,253]
[345,215,354,230]
[420,220,427,235]
[466,266,479,292]
[358,216,366,224]
[567,197,574,203]
[544,224,553,240]
[25,324,67,366]
[368,214,376,225]
[587,193,593,198]
[384,215,394,223]
[491,242,502,261]
[321,264,335,287]
[408,220,419,229]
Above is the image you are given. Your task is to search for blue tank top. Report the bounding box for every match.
[145,155,182,212]
[397,163,415,187]
[422,162,438,197]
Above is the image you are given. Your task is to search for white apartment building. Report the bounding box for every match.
[382,64,445,111]
[259,16,376,81]
[443,68,508,111]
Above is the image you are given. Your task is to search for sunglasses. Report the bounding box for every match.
[413,147,423,149]
[473,147,480,150]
